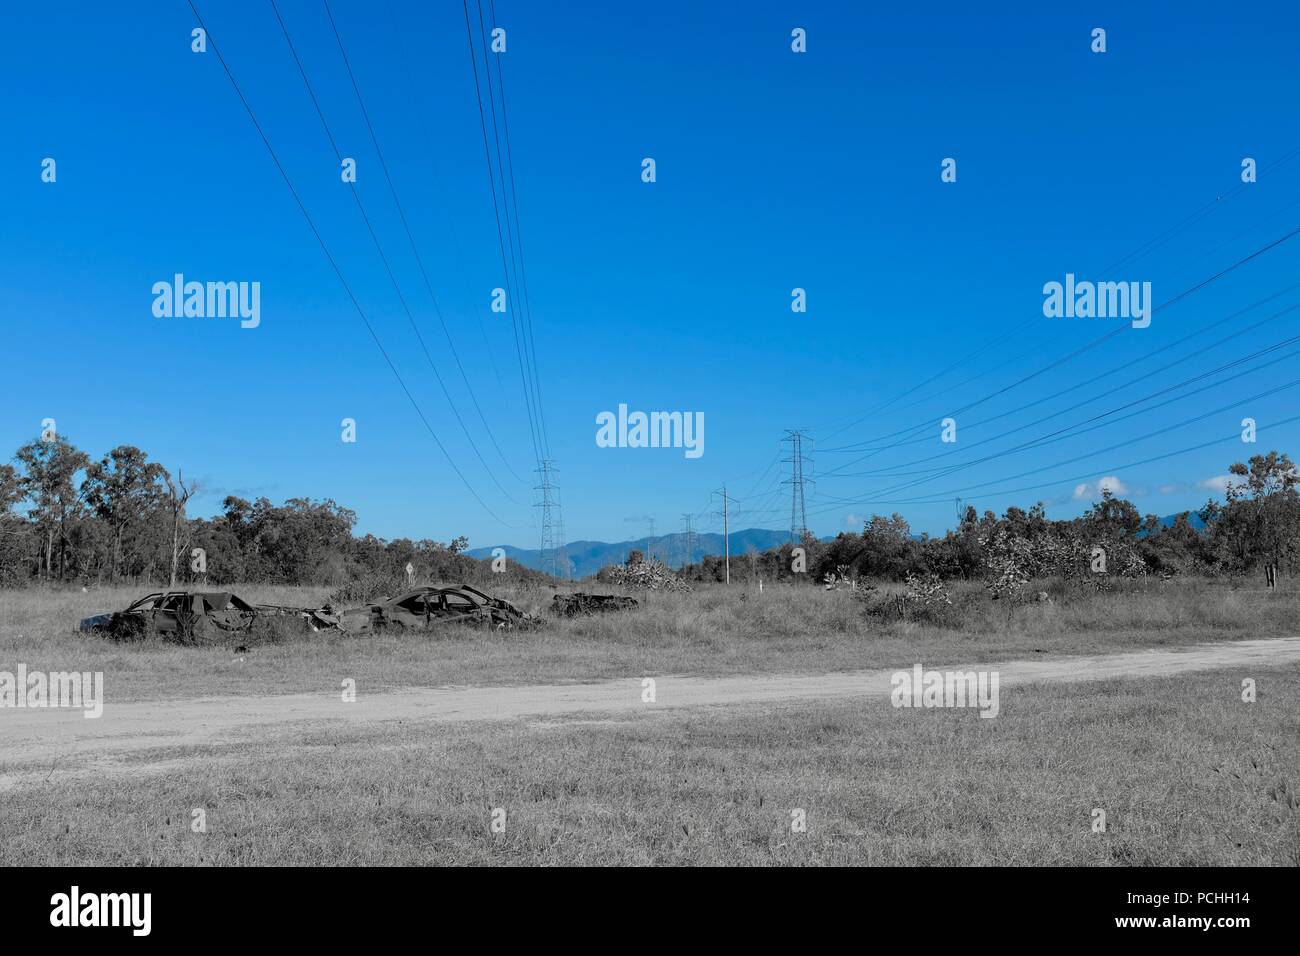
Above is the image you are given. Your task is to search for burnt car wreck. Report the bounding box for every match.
[79,591,260,644]
[551,592,639,617]
[336,585,537,633]
[80,583,538,644]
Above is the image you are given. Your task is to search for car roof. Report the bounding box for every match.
[132,591,254,611]
[387,586,482,603]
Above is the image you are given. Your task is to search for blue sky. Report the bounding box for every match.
[3,0,1300,549]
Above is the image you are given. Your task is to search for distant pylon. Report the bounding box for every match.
[535,459,566,579]
[712,485,731,584]
[680,513,694,567]
[782,430,813,542]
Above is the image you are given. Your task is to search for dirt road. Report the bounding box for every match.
[3,637,1297,783]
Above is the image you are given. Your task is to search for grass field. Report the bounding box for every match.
[1,663,1295,865]
[0,576,1297,701]
[2,577,1297,865]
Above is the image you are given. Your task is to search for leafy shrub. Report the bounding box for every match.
[597,558,692,592]
[854,574,958,627]
[904,572,952,607]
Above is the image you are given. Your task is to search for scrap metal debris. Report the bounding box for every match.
[256,603,344,632]
[551,592,639,617]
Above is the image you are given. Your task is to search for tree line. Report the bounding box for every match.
[678,451,1300,588]
[0,433,536,589]
[5,433,1295,592]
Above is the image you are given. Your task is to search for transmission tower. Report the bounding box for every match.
[680,513,694,568]
[535,459,566,579]
[782,430,813,542]
[712,485,732,585]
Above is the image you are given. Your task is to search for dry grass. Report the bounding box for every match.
[3,579,1296,864]
[0,577,1297,701]
[2,663,1295,865]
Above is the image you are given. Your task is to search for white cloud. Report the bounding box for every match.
[1073,476,1127,500]
[1097,475,1127,495]
[1199,474,1244,494]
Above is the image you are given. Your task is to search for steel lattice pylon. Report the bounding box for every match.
[782,430,814,542]
[535,459,566,579]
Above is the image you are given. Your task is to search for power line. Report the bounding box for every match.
[461,0,562,561]
[865,193,1300,438]
[840,333,1300,500]
[819,224,1300,476]
[266,0,522,506]
[824,279,1300,463]
[474,0,532,437]
[484,0,550,459]
[694,237,1300,538]
[459,0,544,468]
[807,378,1300,517]
[826,293,1300,480]
[378,0,505,393]
[690,154,1300,538]
[1102,144,1300,275]
[320,0,526,485]
[813,146,1300,443]
[185,0,506,523]
[815,408,1300,513]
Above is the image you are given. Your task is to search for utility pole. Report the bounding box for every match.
[713,485,731,585]
[646,517,656,562]
[680,513,694,568]
[535,459,566,579]
[782,429,813,543]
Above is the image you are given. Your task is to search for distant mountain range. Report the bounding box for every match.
[467,528,814,578]
[469,512,1208,578]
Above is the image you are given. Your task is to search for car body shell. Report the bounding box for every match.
[80,591,258,642]
[338,584,535,633]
